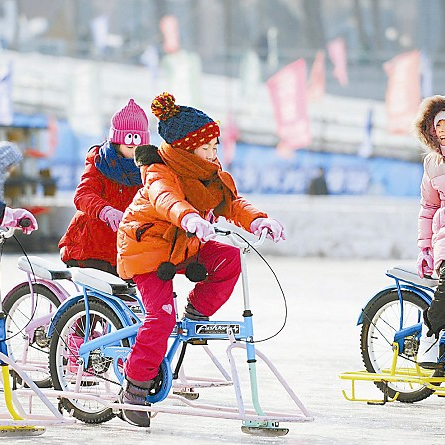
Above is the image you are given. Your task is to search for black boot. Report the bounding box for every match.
[119,378,154,427]
[424,262,445,339]
[424,290,445,339]
[424,300,445,339]
[183,300,209,321]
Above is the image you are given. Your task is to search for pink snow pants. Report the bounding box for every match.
[124,240,241,382]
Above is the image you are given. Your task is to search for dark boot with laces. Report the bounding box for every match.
[119,378,154,427]
[183,300,209,321]
[424,285,445,339]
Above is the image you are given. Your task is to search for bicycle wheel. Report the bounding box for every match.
[360,289,443,403]
[2,282,60,388]
[49,298,130,424]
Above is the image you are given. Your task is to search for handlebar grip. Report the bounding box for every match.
[19,218,31,228]
[214,227,231,235]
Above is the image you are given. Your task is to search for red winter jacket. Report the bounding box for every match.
[59,145,140,266]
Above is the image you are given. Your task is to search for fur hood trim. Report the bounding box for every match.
[134,144,164,167]
[413,95,445,153]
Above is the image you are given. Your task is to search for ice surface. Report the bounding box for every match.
[1,253,443,445]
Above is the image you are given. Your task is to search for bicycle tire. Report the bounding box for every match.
[360,289,443,403]
[3,282,60,388]
[49,298,130,424]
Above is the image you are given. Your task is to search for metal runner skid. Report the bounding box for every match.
[339,343,445,404]
[16,328,313,430]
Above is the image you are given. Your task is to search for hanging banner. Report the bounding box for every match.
[159,15,180,54]
[90,15,109,54]
[67,61,102,137]
[358,108,374,158]
[0,62,13,126]
[266,58,311,150]
[308,50,326,102]
[383,50,421,135]
[327,37,349,86]
[222,112,238,167]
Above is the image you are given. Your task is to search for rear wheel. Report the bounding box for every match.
[48,299,130,424]
[3,283,60,387]
[360,289,443,403]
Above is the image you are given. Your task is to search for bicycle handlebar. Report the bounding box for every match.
[214,226,268,248]
[0,218,32,239]
[186,226,268,248]
[19,218,31,228]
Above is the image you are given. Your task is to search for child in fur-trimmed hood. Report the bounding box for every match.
[414,95,445,360]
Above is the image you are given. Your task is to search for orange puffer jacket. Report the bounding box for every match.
[117,162,266,280]
[59,146,141,266]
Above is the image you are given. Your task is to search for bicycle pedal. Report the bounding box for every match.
[173,390,200,400]
[418,361,445,370]
[80,380,99,387]
[187,338,208,345]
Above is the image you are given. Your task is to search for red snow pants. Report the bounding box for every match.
[124,240,241,382]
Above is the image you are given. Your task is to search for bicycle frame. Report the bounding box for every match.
[18,267,74,342]
[0,226,74,434]
[3,256,78,378]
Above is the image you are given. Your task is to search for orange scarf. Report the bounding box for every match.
[158,143,234,213]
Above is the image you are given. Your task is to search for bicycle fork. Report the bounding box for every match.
[226,249,292,435]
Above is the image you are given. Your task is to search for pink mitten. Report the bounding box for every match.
[417,247,434,278]
[250,217,286,243]
[181,213,215,242]
[2,207,38,235]
[99,206,124,232]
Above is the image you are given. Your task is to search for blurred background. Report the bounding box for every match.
[0,0,439,257]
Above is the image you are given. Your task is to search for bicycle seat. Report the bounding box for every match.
[386,265,439,288]
[70,267,136,296]
[17,255,72,280]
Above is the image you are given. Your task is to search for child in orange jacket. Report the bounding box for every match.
[116,92,285,427]
[59,99,149,275]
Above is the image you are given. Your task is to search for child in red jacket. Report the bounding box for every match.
[59,98,149,275]
[117,92,285,427]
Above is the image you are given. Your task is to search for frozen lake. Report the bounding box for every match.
[1,252,444,445]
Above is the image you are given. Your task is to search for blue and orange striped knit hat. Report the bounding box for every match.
[151,92,220,151]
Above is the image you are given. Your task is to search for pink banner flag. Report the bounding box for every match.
[327,37,349,86]
[222,112,238,167]
[383,50,421,135]
[0,62,13,126]
[308,50,326,102]
[159,15,180,54]
[266,58,311,150]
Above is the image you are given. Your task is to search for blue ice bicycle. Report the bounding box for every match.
[340,265,445,404]
[45,226,313,435]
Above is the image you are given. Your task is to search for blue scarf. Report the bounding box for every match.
[95,142,142,186]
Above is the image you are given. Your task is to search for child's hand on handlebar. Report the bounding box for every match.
[181,213,216,242]
[2,207,38,235]
[250,217,286,243]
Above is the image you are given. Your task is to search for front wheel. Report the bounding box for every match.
[48,298,130,424]
[360,289,443,403]
[3,283,60,387]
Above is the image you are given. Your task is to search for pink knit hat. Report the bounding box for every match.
[108,99,150,145]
